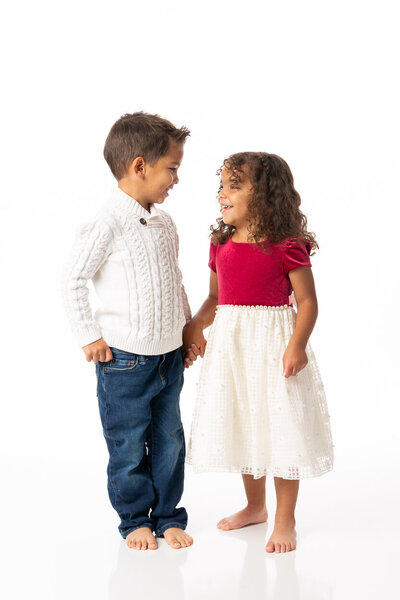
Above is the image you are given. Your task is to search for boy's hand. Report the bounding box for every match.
[183,320,207,369]
[82,338,113,363]
[282,340,308,378]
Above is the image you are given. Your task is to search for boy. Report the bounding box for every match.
[63,112,194,550]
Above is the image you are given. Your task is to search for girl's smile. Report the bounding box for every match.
[218,166,253,233]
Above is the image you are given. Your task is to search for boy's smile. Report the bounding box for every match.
[118,141,184,211]
[143,141,184,206]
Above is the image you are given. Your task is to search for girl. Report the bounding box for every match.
[183,152,333,553]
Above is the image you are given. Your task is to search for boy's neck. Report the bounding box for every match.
[118,182,152,213]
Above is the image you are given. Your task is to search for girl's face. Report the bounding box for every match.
[218,165,253,230]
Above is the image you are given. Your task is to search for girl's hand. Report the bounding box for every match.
[183,320,207,369]
[282,341,308,378]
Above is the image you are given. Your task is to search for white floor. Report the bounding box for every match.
[2,455,398,600]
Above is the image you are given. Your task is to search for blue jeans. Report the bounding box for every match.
[95,346,187,538]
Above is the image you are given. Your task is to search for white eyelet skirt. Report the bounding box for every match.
[186,304,334,480]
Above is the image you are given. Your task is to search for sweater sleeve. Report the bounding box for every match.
[181,283,192,324]
[166,213,192,324]
[62,217,113,347]
[281,238,312,274]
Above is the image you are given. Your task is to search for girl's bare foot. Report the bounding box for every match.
[217,506,268,531]
[265,517,296,553]
[163,528,193,549]
[126,527,158,550]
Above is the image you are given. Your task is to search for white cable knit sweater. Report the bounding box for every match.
[63,187,192,355]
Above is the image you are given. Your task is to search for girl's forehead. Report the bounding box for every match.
[221,164,249,183]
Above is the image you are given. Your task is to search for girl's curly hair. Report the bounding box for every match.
[210,152,318,253]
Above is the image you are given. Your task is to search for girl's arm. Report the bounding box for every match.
[183,270,219,368]
[283,266,318,378]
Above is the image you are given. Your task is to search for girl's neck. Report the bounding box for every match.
[231,228,251,244]
[231,229,270,245]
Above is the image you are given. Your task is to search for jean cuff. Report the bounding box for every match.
[121,523,154,539]
[155,522,186,537]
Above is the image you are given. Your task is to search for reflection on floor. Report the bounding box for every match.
[3,459,398,599]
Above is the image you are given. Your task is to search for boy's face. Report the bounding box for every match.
[143,141,184,205]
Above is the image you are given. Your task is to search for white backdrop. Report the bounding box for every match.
[1,1,399,598]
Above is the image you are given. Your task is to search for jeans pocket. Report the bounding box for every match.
[104,357,137,372]
[104,350,149,373]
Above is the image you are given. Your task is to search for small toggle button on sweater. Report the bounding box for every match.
[62,188,192,355]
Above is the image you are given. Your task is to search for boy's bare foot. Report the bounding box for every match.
[265,517,296,553]
[126,527,158,550]
[217,506,268,531]
[163,528,193,549]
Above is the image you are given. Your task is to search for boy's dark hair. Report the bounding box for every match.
[104,112,191,180]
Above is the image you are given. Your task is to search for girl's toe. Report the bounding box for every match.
[266,542,275,553]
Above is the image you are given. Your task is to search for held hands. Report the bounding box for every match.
[82,338,113,363]
[282,340,308,378]
[182,320,207,369]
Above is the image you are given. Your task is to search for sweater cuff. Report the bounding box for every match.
[73,324,103,348]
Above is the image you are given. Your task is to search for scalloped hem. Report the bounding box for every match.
[186,459,334,480]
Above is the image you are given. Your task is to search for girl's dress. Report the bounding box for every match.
[186,237,334,480]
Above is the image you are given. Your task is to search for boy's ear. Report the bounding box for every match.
[128,156,146,178]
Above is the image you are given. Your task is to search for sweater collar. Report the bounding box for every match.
[110,187,159,219]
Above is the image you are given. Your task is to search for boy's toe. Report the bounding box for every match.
[164,527,192,549]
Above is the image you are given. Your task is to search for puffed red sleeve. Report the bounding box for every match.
[208,242,217,272]
[281,238,312,274]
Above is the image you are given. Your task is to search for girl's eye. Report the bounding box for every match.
[169,168,176,172]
